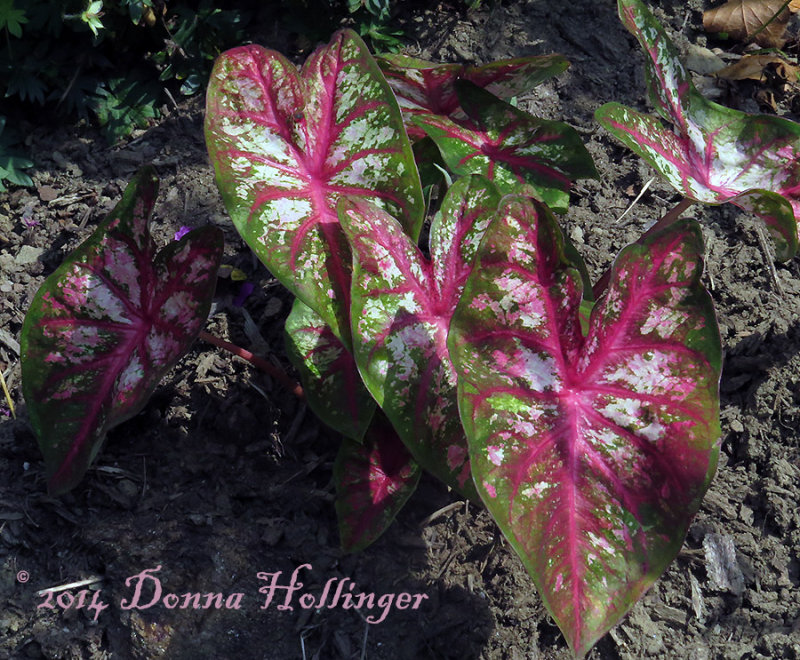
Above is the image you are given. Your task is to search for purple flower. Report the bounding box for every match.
[22,205,39,228]
[233,281,255,307]
[174,226,192,241]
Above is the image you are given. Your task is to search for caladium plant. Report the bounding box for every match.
[448,195,721,657]
[20,167,224,495]
[205,29,425,348]
[203,30,602,539]
[284,298,376,441]
[14,17,731,658]
[200,27,724,656]
[595,0,800,260]
[334,409,421,552]
[414,81,598,212]
[339,175,502,499]
[285,297,422,549]
[377,52,570,139]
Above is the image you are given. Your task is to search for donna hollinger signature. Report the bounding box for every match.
[36,564,429,624]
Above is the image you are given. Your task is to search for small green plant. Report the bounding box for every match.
[79,0,104,36]
[0,0,27,38]
[0,114,32,191]
[346,0,405,51]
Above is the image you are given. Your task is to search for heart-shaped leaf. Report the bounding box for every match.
[378,53,569,139]
[595,0,800,260]
[414,82,597,212]
[284,298,376,441]
[339,175,503,498]
[449,195,721,658]
[205,30,424,346]
[335,409,420,552]
[21,167,224,495]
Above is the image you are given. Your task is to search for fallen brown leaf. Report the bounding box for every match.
[755,88,779,111]
[716,53,800,80]
[703,0,800,48]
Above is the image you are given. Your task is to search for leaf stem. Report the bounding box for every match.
[198,330,304,400]
[0,369,15,419]
[742,0,793,48]
[592,197,695,299]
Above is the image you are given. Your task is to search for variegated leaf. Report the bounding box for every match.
[284,298,375,441]
[20,167,224,495]
[595,0,800,260]
[205,30,424,346]
[339,175,503,498]
[449,195,721,658]
[335,409,420,552]
[378,53,569,139]
[414,82,597,212]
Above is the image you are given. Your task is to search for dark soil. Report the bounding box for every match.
[1,1,799,659]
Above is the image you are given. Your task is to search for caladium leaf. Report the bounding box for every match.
[334,409,421,552]
[449,196,721,658]
[205,30,424,347]
[20,167,224,495]
[378,53,569,139]
[339,175,503,498]
[284,298,376,441]
[595,0,800,260]
[414,82,597,212]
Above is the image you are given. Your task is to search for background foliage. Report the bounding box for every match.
[0,0,483,192]
[0,0,376,187]
[0,1,251,141]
